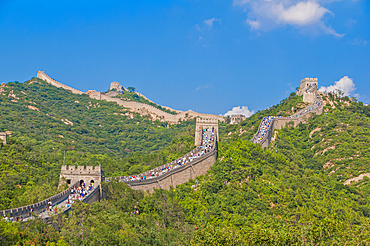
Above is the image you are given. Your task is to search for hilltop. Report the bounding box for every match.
[2,76,370,245]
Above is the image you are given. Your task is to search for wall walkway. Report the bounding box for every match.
[251,94,323,148]
[0,183,102,220]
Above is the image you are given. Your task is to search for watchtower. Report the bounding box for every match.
[296,78,319,103]
[296,78,318,96]
[110,82,120,91]
[230,114,247,125]
[0,132,6,145]
[59,165,105,188]
[195,118,219,146]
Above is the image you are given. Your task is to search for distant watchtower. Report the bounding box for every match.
[195,118,219,146]
[110,82,120,91]
[0,132,6,145]
[110,82,127,92]
[296,78,318,96]
[296,78,318,103]
[59,165,105,188]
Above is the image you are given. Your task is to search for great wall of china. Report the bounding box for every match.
[251,78,323,148]
[0,73,324,220]
[0,117,218,219]
[37,71,225,123]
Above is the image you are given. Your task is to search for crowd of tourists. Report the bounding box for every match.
[252,95,323,144]
[120,127,216,182]
[253,116,274,143]
[65,181,95,209]
[1,181,95,222]
[2,214,24,222]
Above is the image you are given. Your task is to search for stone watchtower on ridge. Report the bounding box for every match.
[296,77,318,103]
[59,165,105,188]
[0,132,6,145]
[110,82,127,92]
[194,118,219,146]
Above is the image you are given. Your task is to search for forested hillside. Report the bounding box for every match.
[2,81,370,245]
[0,78,195,210]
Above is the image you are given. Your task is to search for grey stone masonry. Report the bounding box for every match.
[296,77,318,96]
[59,165,104,188]
[0,181,79,219]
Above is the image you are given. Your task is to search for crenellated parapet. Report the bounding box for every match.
[297,78,318,96]
[296,77,319,103]
[59,165,104,188]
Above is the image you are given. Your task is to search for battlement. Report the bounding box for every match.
[196,118,218,124]
[297,77,318,98]
[60,165,101,174]
[301,78,318,83]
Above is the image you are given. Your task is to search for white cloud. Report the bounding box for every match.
[246,19,261,29]
[224,106,255,117]
[319,76,356,96]
[204,18,222,28]
[279,2,329,26]
[236,0,344,37]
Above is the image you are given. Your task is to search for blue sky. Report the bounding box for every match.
[0,0,369,116]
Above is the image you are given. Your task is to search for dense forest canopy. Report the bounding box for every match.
[2,78,370,245]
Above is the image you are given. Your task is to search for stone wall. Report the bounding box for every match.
[297,78,318,96]
[110,82,120,91]
[83,185,101,204]
[230,114,246,125]
[194,118,219,146]
[37,71,84,95]
[37,71,225,123]
[259,103,323,148]
[0,181,79,218]
[125,147,217,193]
[59,165,104,188]
[303,92,316,103]
[88,92,225,123]
[0,132,6,145]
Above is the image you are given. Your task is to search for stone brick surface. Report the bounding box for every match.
[58,165,104,188]
[127,149,217,193]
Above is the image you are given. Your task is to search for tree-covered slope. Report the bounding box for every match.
[173,93,370,244]
[2,89,370,245]
[0,78,195,209]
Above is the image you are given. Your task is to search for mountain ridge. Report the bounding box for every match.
[37,71,226,123]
